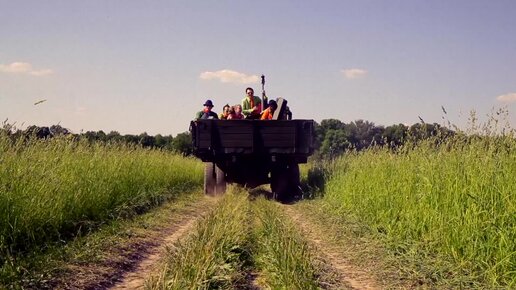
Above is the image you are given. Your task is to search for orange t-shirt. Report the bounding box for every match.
[260,108,273,120]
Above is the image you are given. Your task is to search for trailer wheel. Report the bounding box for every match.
[204,162,216,195]
[270,175,287,201]
[271,164,300,203]
[271,166,289,202]
[215,164,226,195]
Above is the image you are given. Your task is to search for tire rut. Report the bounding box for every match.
[110,218,200,289]
[283,205,381,290]
[44,195,218,290]
[109,197,216,290]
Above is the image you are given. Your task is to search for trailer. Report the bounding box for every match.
[190,117,315,202]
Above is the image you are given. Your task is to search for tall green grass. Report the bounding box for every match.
[323,133,516,287]
[148,190,322,289]
[146,191,250,289]
[252,197,319,289]
[0,133,202,262]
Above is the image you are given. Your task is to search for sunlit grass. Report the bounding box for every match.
[0,133,202,265]
[252,197,319,289]
[147,190,322,289]
[146,190,250,289]
[322,132,516,287]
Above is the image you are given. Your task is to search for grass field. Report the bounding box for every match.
[319,133,516,287]
[0,133,202,275]
[2,122,515,289]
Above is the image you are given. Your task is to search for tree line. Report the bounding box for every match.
[1,124,193,156]
[1,120,454,158]
[314,119,454,159]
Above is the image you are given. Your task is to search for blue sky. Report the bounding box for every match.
[1,0,515,135]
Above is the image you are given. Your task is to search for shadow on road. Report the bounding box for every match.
[247,187,304,205]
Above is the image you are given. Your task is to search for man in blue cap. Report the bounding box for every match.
[195,99,219,120]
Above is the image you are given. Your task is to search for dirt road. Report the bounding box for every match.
[110,216,203,289]
[41,194,386,289]
[44,195,216,290]
[283,205,381,290]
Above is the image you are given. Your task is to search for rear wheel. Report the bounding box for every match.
[204,162,215,195]
[271,169,288,201]
[271,163,300,202]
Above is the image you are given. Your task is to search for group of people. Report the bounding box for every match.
[195,87,279,121]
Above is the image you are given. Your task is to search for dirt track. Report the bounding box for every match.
[44,194,384,289]
[283,205,381,290]
[44,196,216,290]
[110,216,202,289]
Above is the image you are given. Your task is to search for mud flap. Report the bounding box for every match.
[204,162,216,195]
[215,164,226,195]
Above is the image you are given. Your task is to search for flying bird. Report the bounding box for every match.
[441,106,447,114]
[34,99,47,105]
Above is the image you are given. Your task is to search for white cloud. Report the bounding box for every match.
[496,93,516,103]
[341,68,367,79]
[200,69,259,84]
[0,62,54,76]
[30,69,54,76]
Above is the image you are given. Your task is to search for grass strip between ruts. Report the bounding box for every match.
[146,189,252,290]
[251,197,320,289]
[147,189,331,290]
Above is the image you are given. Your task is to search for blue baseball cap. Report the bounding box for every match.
[203,100,214,107]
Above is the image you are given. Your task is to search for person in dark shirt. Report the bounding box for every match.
[195,99,219,120]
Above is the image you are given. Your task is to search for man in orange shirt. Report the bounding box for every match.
[260,100,278,120]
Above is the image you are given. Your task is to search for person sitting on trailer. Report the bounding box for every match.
[219,104,231,120]
[228,104,244,120]
[194,99,219,120]
[260,99,278,120]
[241,87,262,119]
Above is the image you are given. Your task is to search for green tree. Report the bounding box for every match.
[315,119,345,150]
[171,132,192,156]
[383,124,408,147]
[138,132,155,147]
[320,129,350,158]
[346,119,384,150]
[107,131,122,142]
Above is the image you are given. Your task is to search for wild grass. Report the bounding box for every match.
[147,190,323,289]
[0,133,202,266]
[146,190,250,289]
[252,197,319,289]
[1,192,205,288]
[322,131,516,287]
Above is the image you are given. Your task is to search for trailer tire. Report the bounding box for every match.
[204,162,216,195]
[215,164,226,195]
[271,163,300,203]
[271,165,289,202]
